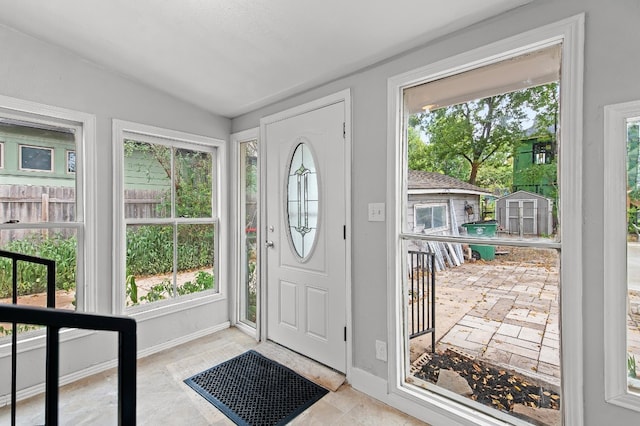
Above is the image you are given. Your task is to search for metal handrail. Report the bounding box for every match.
[0,250,137,425]
[408,250,436,353]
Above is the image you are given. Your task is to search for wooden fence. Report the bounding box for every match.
[0,185,163,245]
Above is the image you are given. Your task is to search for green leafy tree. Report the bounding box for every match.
[410,83,558,186]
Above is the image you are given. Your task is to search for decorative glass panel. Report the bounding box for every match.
[286,142,319,259]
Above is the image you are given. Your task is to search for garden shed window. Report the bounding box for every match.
[414,204,447,231]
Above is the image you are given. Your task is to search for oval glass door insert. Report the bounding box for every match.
[286,142,319,259]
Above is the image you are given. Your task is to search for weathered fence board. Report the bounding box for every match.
[0,185,164,245]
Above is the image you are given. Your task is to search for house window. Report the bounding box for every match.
[236,133,258,329]
[533,142,554,164]
[604,100,640,412]
[113,120,225,313]
[67,150,76,173]
[20,144,53,171]
[0,95,96,322]
[0,141,4,169]
[414,204,447,231]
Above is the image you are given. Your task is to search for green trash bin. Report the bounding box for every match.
[462,220,497,260]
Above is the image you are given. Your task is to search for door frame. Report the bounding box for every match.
[258,89,352,376]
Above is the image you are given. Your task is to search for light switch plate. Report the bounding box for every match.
[368,203,385,222]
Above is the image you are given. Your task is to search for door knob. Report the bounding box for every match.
[265,241,274,248]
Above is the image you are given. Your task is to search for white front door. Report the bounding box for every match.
[263,100,347,372]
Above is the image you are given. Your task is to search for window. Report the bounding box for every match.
[235,131,259,329]
[67,150,76,173]
[0,94,96,323]
[533,142,554,164]
[604,100,640,412]
[414,204,447,231]
[113,120,226,314]
[0,141,4,169]
[387,15,584,425]
[20,144,53,171]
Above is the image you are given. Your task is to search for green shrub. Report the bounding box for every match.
[126,224,214,276]
[0,233,77,298]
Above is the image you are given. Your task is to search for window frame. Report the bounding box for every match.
[413,203,448,233]
[604,99,640,412]
[0,94,97,313]
[66,149,76,174]
[19,143,54,172]
[231,127,260,338]
[386,15,584,425]
[112,120,227,317]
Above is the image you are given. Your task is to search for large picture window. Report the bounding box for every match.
[113,120,225,313]
[388,16,584,424]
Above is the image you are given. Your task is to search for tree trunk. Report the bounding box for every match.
[468,162,480,185]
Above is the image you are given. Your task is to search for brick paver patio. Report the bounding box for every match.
[410,250,562,387]
[411,249,640,389]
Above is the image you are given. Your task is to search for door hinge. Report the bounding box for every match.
[343,225,346,240]
[344,326,347,342]
[343,122,346,139]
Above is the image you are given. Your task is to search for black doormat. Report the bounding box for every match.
[184,350,329,426]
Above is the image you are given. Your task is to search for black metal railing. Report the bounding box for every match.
[0,250,137,425]
[408,250,436,353]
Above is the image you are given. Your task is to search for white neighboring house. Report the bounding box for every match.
[408,170,492,234]
[407,170,492,269]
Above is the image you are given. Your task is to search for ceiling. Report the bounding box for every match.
[0,0,530,118]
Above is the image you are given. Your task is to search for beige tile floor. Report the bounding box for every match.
[0,327,428,425]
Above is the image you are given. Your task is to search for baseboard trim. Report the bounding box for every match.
[0,322,231,407]
[137,322,230,359]
[348,367,513,426]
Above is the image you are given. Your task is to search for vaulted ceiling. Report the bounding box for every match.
[0,0,530,118]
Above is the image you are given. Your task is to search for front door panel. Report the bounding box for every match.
[264,101,346,372]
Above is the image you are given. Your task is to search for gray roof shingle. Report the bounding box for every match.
[408,170,490,193]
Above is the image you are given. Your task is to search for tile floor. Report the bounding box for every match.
[0,327,428,425]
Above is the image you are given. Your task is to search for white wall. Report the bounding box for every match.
[0,23,232,394]
[232,0,640,423]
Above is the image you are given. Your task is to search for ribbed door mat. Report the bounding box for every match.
[184,350,329,426]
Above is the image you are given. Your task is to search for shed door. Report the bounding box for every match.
[507,199,537,235]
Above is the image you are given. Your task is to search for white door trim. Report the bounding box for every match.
[259,89,352,377]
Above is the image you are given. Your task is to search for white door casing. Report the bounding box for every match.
[263,99,347,372]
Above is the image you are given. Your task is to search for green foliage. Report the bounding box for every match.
[409,83,559,187]
[126,271,215,306]
[0,233,76,298]
[177,271,214,295]
[628,207,639,234]
[126,275,138,305]
[126,225,174,276]
[629,353,637,378]
[0,324,42,337]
